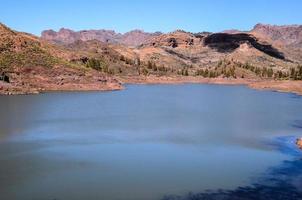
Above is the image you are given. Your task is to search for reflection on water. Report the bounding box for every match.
[0,84,302,200]
[162,138,302,200]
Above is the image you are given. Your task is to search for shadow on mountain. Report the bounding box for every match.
[161,137,302,200]
[204,33,285,60]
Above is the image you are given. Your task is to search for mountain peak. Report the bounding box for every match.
[253,23,302,29]
[41,28,161,46]
[252,23,302,46]
[58,28,74,33]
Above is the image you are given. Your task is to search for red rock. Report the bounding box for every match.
[252,23,302,47]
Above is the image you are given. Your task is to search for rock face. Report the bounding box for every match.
[41,28,161,46]
[252,23,302,47]
[119,30,161,46]
[143,30,285,60]
[203,33,285,59]
[143,30,201,48]
[297,138,302,149]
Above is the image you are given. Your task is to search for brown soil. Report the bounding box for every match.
[249,80,302,95]
[1,74,302,96]
[119,75,302,96]
[0,66,123,95]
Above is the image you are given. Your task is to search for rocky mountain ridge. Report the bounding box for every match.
[41,24,302,49]
[252,23,302,47]
[41,28,161,46]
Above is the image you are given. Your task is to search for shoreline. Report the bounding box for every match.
[1,76,302,96]
[119,76,302,96]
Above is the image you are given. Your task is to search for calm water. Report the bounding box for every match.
[0,84,302,200]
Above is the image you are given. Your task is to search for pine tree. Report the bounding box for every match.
[147,61,153,69]
[184,69,189,76]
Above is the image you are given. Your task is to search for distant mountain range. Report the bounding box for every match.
[42,23,302,48]
[1,22,302,94]
[41,28,161,46]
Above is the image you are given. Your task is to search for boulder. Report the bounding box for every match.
[296,138,302,149]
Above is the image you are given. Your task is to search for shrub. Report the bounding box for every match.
[86,58,107,71]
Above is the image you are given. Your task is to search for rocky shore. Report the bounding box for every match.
[0,66,123,95]
[297,138,302,149]
[0,81,123,95]
[119,76,302,96]
[1,75,302,96]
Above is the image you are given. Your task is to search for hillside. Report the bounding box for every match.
[121,30,301,80]
[252,23,302,48]
[1,23,302,94]
[42,25,302,80]
[0,23,122,94]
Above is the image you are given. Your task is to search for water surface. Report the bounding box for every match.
[0,84,302,200]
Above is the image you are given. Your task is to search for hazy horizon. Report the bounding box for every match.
[1,0,302,36]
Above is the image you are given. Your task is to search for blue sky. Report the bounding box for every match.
[0,0,301,35]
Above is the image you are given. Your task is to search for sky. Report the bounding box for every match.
[0,0,301,36]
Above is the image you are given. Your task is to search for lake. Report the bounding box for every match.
[0,84,302,200]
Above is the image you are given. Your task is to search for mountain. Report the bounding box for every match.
[250,23,302,64]
[41,28,161,47]
[40,25,302,68]
[0,23,122,94]
[251,23,302,47]
[1,22,302,94]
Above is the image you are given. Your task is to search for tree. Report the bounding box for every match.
[297,65,302,80]
[209,71,215,78]
[267,68,273,78]
[184,69,189,76]
[275,70,285,79]
[204,69,209,77]
[141,68,149,76]
[290,68,296,79]
[217,60,223,67]
[262,67,268,77]
[125,58,132,65]
[108,68,115,75]
[3,75,9,83]
[147,61,153,69]
[86,58,101,70]
[196,69,204,76]
[103,65,109,73]
[152,62,157,71]
[0,72,9,83]
[120,55,125,61]
[255,67,261,75]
